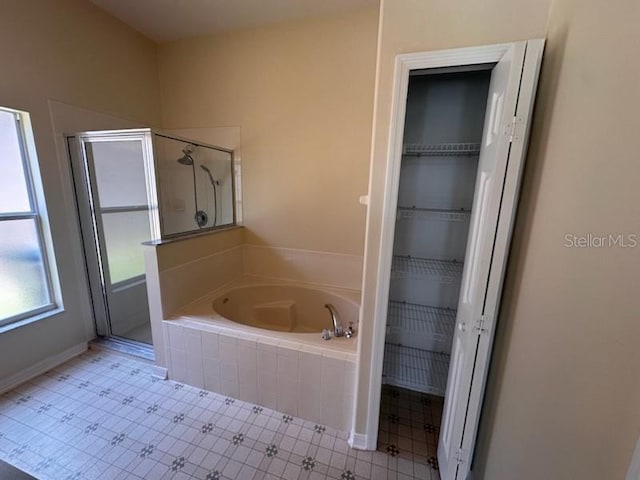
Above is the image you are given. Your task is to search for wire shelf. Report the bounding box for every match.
[391,256,463,282]
[387,301,456,341]
[383,343,450,396]
[403,142,481,157]
[396,206,471,222]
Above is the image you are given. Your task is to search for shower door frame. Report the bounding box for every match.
[68,127,239,345]
[67,130,159,342]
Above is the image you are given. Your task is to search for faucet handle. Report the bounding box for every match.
[345,322,354,338]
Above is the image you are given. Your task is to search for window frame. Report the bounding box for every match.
[0,106,57,328]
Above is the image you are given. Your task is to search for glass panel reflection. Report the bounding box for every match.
[153,134,233,237]
[89,140,149,208]
[101,211,151,284]
[0,110,31,213]
[0,219,50,320]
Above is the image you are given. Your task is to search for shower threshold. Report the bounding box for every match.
[91,336,155,362]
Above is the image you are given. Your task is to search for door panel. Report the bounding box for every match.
[440,334,465,452]
[438,41,528,480]
[68,134,154,344]
[100,210,151,284]
[68,136,109,334]
[91,140,148,208]
[458,39,546,479]
[109,280,150,342]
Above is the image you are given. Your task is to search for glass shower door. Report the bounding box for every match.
[69,133,156,345]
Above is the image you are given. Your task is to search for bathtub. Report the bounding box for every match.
[163,277,359,431]
[213,284,358,334]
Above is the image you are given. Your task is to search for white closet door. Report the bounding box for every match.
[438,39,544,480]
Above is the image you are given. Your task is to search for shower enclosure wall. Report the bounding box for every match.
[68,128,236,349]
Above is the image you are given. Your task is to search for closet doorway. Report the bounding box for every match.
[361,40,544,480]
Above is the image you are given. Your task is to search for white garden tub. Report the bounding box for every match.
[163,278,360,431]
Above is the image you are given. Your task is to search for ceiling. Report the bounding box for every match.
[90,0,377,43]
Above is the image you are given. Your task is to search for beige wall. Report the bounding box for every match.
[475,0,640,478]
[0,0,161,379]
[157,7,379,255]
[360,0,640,477]
[355,0,552,435]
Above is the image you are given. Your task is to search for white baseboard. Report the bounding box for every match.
[0,342,87,394]
[348,432,373,450]
[151,365,168,380]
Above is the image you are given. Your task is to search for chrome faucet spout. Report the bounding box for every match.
[325,304,344,337]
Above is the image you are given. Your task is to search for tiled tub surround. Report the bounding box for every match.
[150,240,364,324]
[144,231,364,369]
[242,245,364,292]
[0,349,439,480]
[164,278,360,433]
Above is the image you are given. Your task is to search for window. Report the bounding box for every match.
[0,106,56,327]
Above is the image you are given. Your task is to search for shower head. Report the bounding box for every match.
[176,144,197,166]
[177,155,193,166]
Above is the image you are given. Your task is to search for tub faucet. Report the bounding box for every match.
[324,304,344,337]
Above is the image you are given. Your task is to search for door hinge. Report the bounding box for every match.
[506,115,524,143]
[474,315,488,335]
[455,448,466,465]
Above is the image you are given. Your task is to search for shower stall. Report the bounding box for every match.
[67,129,236,353]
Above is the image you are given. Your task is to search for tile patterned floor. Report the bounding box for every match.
[0,349,441,479]
[377,386,443,480]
